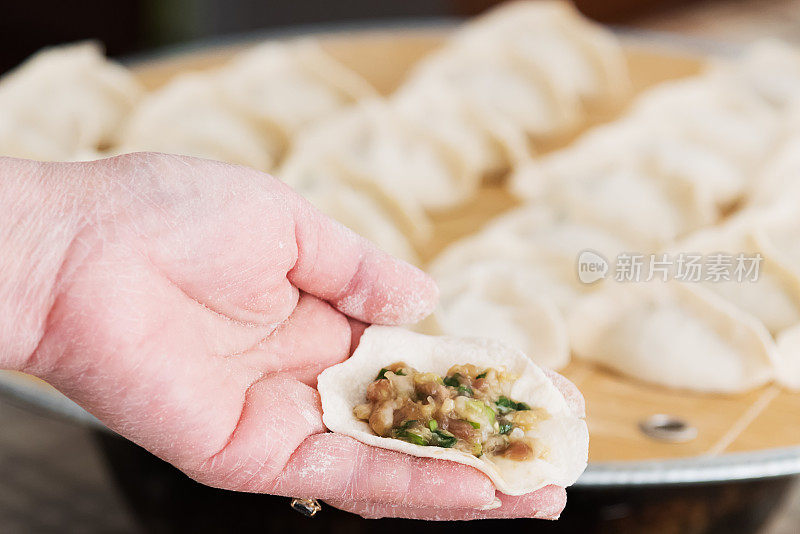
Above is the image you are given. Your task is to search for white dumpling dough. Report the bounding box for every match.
[674,213,800,334]
[280,99,469,231]
[568,281,778,393]
[775,323,800,390]
[0,42,142,160]
[318,326,588,495]
[454,0,629,104]
[428,205,631,369]
[117,72,284,172]
[510,68,781,249]
[217,40,375,136]
[294,179,419,265]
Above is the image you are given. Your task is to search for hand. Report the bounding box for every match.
[0,153,579,519]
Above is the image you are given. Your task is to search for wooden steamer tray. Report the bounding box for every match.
[1,24,799,488]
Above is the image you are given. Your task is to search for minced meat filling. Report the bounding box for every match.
[353,362,549,460]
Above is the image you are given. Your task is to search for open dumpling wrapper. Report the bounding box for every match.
[317,326,588,496]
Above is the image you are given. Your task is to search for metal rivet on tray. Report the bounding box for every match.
[639,414,697,443]
[290,497,322,518]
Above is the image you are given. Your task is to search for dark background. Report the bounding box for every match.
[0,0,702,75]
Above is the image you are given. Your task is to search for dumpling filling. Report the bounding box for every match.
[353,362,549,460]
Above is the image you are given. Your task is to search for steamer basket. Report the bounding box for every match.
[1,21,798,533]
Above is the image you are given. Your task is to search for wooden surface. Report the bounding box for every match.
[125,29,800,465]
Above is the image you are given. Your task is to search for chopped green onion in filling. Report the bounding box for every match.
[457,384,474,397]
[376,367,406,380]
[443,374,461,387]
[496,396,531,414]
[354,362,548,461]
[431,429,457,448]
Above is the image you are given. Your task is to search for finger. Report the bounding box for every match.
[266,433,497,509]
[286,193,438,325]
[186,374,326,490]
[116,155,437,326]
[543,368,586,418]
[117,155,303,328]
[327,485,567,520]
[232,292,351,386]
[180,371,493,509]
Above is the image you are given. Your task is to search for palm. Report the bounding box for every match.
[20,153,571,519]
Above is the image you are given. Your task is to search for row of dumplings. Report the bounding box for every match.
[428,40,800,393]
[278,1,629,264]
[0,1,629,267]
[0,38,374,167]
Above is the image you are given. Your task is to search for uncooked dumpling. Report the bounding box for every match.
[281,99,470,221]
[775,324,800,390]
[278,117,432,244]
[527,159,716,250]
[454,0,629,105]
[406,0,629,141]
[385,1,628,184]
[430,206,630,308]
[510,67,782,248]
[390,78,528,178]
[295,180,419,265]
[279,128,419,266]
[754,207,800,285]
[0,42,142,160]
[428,206,631,369]
[117,72,284,171]
[434,259,571,370]
[674,213,800,334]
[717,39,800,109]
[568,281,778,393]
[409,39,578,139]
[747,104,800,210]
[217,40,375,137]
[631,78,780,172]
